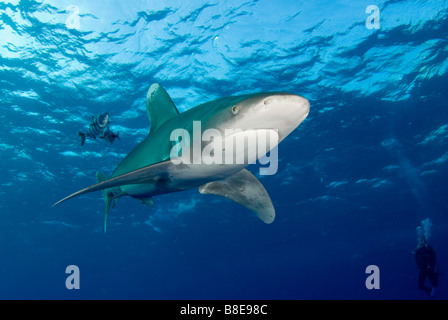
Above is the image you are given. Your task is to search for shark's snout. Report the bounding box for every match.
[263,94,309,118]
[253,94,310,141]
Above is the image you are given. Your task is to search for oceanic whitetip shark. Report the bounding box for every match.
[53,84,310,231]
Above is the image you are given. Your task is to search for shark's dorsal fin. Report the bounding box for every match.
[147,84,179,134]
[199,169,275,224]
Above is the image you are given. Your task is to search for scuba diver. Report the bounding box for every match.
[100,126,120,144]
[78,112,110,146]
[413,218,439,297]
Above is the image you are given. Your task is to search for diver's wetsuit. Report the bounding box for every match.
[415,244,439,296]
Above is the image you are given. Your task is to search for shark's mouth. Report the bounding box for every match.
[219,128,280,165]
[171,127,280,169]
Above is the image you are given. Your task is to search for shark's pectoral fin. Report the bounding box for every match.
[199,169,275,224]
[52,160,181,208]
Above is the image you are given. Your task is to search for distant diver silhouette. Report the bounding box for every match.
[413,218,439,297]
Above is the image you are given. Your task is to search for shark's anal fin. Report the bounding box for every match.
[147,84,179,134]
[199,169,275,224]
[139,197,154,207]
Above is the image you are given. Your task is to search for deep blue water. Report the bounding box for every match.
[1,0,447,300]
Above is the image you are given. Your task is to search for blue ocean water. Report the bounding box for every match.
[0,0,447,300]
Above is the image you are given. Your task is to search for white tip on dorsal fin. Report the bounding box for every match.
[199,169,275,224]
[146,83,179,134]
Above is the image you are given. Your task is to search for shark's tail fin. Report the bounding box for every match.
[96,171,114,233]
[78,131,86,146]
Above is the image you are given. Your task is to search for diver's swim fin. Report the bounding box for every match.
[430,287,438,297]
[78,131,86,146]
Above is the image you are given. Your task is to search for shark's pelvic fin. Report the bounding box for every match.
[111,197,119,209]
[96,171,113,233]
[147,83,179,134]
[199,169,275,224]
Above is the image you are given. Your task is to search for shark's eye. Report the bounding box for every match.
[231,106,240,115]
